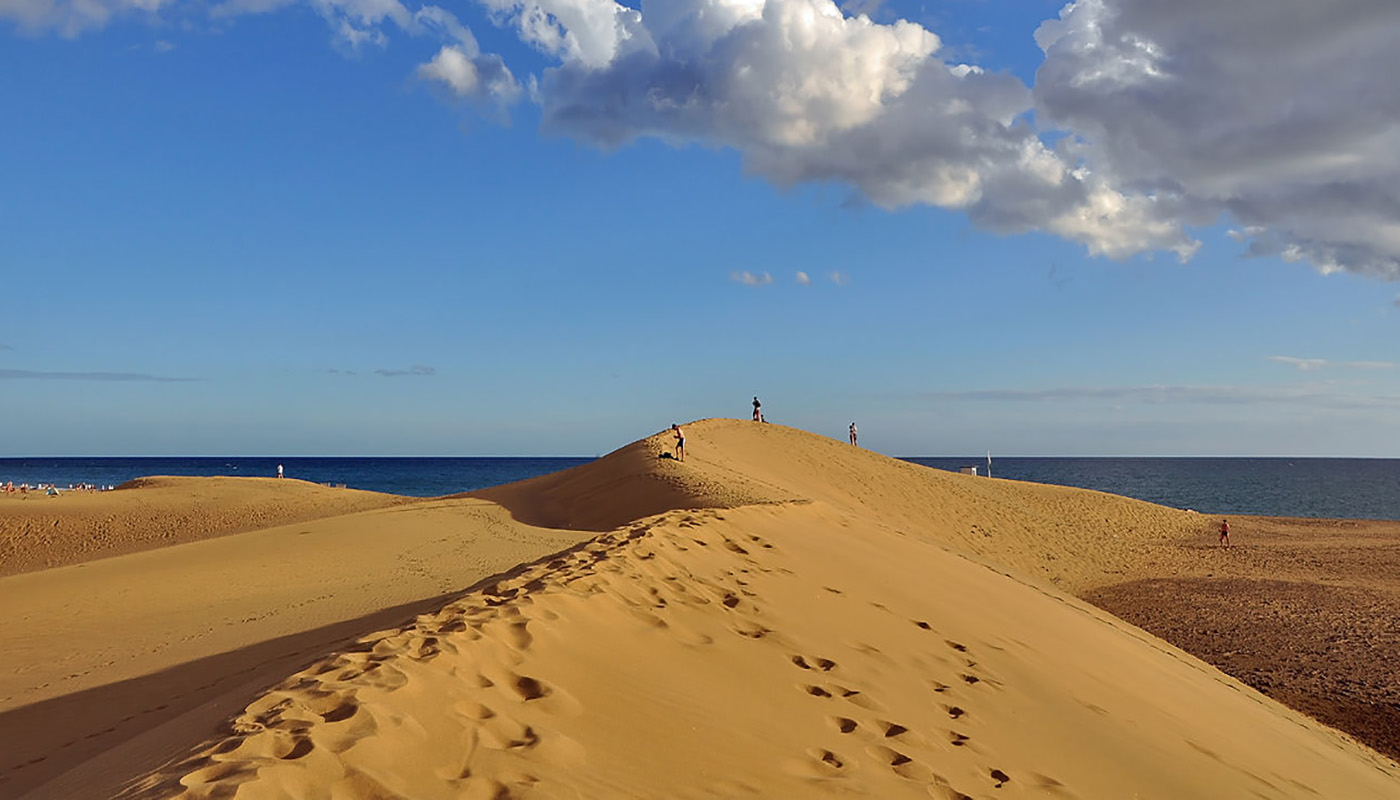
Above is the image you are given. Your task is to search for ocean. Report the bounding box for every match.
[904,457,1400,521]
[2,456,1399,521]
[0,457,593,500]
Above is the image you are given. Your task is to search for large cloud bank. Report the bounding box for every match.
[6,0,1399,277]
[1034,0,1400,278]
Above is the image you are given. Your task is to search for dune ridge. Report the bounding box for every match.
[479,420,1202,593]
[95,420,1400,799]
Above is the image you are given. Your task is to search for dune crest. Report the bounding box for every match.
[479,419,1200,592]
[121,421,1399,798]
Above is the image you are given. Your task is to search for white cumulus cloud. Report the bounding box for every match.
[416,19,520,102]
[521,0,1199,263]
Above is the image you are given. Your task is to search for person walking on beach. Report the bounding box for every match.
[849,422,858,446]
[672,424,686,462]
[752,396,762,422]
[277,464,284,479]
[1218,518,1231,548]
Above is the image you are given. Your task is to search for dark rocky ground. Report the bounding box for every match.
[1085,516,1400,763]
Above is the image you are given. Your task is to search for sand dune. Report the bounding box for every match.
[5,420,1399,798]
[478,420,1202,593]
[1,492,589,797]
[0,476,411,578]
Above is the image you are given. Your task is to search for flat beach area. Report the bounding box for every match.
[3,419,1398,798]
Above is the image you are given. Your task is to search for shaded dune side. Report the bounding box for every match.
[466,424,795,532]
[477,419,1203,593]
[0,476,412,577]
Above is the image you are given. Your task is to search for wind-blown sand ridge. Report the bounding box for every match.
[4,419,1398,798]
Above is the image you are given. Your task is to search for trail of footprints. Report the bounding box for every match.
[136,509,786,798]
[788,624,1030,798]
[135,508,1061,798]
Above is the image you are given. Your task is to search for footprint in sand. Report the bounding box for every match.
[730,620,771,639]
[479,717,540,751]
[829,716,859,734]
[799,682,885,711]
[832,684,884,712]
[498,671,549,702]
[929,778,976,800]
[317,698,359,723]
[877,720,910,738]
[782,747,851,779]
[865,744,930,781]
[354,662,410,691]
[790,654,838,672]
[483,618,532,651]
[453,700,496,721]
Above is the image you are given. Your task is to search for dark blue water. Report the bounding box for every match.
[0,457,592,498]
[3,456,1398,520]
[903,457,1400,521]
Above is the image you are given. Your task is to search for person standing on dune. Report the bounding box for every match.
[849,422,858,446]
[1218,518,1231,548]
[752,396,762,422]
[672,424,686,462]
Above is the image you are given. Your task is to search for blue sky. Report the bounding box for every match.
[3,0,1399,456]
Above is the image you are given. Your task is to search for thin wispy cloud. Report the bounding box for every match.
[923,384,1400,410]
[0,369,198,382]
[1268,356,1396,372]
[795,271,811,286]
[327,368,358,375]
[1268,356,1328,372]
[730,270,773,287]
[829,271,849,286]
[375,365,436,377]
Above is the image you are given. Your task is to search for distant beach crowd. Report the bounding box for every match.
[4,481,113,496]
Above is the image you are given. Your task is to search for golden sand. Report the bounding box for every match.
[3,420,1397,798]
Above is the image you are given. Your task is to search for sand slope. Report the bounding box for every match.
[0,476,411,578]
[2,493,589,798]
[103,420,1400,799]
